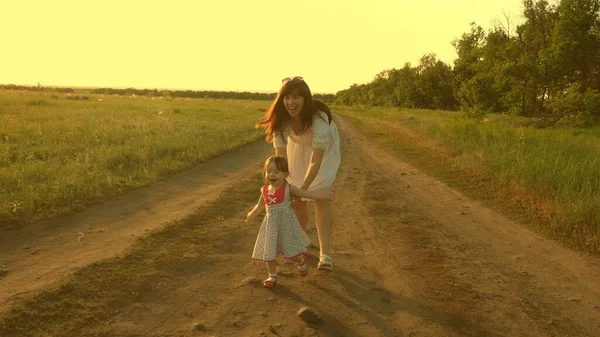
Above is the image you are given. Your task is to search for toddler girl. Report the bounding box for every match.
[246,155,330,288]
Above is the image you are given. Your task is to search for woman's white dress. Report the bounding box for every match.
[273,111,341,194]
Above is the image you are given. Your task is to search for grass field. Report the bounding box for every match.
[0,89,270,229]
[336,106,600,255]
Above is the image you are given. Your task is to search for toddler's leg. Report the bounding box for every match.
[263,261,278,288]
[290,255,308,277]
[266,260,277,276]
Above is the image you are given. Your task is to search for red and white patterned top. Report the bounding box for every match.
[261,183,286,205]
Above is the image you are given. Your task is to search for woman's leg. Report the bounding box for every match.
[293,198,309,231]
[314,199,333,257]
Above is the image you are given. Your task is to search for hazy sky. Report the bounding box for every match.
[1,0,525,94]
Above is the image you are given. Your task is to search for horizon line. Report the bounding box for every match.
[0,83,338,96]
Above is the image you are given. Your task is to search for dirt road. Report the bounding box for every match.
[1,115,599,336]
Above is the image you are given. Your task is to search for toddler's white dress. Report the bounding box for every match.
[252,183,311,262]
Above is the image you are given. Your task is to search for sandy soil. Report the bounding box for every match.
[1,115,599,336]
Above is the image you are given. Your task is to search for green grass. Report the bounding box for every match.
[0,89,270,229]
[336,106,600,255]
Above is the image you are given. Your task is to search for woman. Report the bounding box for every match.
[256,76,341,271]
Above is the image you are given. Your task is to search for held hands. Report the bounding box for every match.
[289,186,334,204]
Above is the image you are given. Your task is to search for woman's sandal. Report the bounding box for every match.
[317,254,333,271]
[297,256,309,277]
[263,275,277,288]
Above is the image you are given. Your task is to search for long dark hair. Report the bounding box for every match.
[256,78,332,142]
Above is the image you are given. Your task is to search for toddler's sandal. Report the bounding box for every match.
[263,275,277,288]
[297,256,309,277]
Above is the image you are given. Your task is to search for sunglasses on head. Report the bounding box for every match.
[281,76,304,85]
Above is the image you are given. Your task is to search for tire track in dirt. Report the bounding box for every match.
[0,140,272,315]
[330,117,505,337]
[330,132,449,337]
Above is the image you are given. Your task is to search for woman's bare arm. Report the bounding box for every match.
[300,148,324,190]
